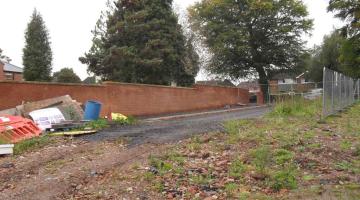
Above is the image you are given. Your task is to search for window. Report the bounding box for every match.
[4,72,14,80]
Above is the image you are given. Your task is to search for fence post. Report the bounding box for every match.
[322,67,326,118]
[331,72,335,113]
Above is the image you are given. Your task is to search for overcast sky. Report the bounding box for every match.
[0,0,342,80]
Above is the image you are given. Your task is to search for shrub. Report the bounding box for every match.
[251,146,272,173]
[270,168,298,191]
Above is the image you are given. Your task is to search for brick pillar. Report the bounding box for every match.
[256,91,265,105]
[0,62,4,81]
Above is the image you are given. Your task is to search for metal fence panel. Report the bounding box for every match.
[322,68,359,118]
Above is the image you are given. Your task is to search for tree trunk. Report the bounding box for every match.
[256,67,269,104]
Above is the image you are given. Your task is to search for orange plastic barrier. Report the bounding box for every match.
[0,116,42,143]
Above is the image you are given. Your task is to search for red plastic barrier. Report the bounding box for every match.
[0,116,42,143]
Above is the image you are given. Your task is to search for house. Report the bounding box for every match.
[269,72,314,93]
[196,79,235,87]
[0,61,23,81]
[237,80,261,93]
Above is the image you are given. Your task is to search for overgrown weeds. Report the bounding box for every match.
[13,136,52,155]
[137,100,360,199]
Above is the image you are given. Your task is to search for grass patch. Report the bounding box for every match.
[224,183,238,197]
[229,159,247,179]
[251,146,272,173]
[274,149,294,165]
[141,100,360,199]
[268,97,321,118]
[270,167,298,191]
[14,136,52,155]
[149,156,173,175]
[85,118,109,130]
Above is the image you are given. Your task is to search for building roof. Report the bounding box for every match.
[1,61,23,73]
[271,73,295,80]
[196,79,235,87]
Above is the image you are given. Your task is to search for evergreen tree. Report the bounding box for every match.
[53,68,81,83]
[80,0,199,86]
[23,9,52,81]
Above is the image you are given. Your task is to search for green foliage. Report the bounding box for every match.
[268,98,321,118]
[224,183,238,196]
[149,156,173,175]
[229,159,246,179]
[335,161,353,171]
[85,119,109,130]
[191,173,213,186]
[307,31,345,82]
[354,144,360,157]
[339,38,360,78]
[251,146,272,173]
[112,116,137,126]
[189,0,313,95]
[340,140,352,150]
[80,0,199,87]
[164,151,186,166]
[270,167,298,191]
[303,174,315,181]
[187,136,202,151]
[23,9,52,81]
[328,0,360,38]
[0,48,11,62]
[274,149,294,165]
[327,1,360,78]
[14,136,51,155]
[52,68,81,83]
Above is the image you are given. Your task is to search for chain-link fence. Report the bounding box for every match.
[267,82,323,104]
[322,68,360,117]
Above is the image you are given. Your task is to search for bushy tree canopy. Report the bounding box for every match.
[189,0,313,94]
[0,48,11,62]
[80,0,199,87]
[23,9,52,81]
[328,0,360,77]
[52,68,81,83]
[328,0,360,38]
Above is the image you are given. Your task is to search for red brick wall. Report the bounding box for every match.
[13,73,23,81]
[0,81,249,117]
[256,91,265,105]
[0,63,4,81]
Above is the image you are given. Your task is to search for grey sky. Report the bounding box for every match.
[0,0,342,80]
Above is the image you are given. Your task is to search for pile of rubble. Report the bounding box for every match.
[0,95,99,155]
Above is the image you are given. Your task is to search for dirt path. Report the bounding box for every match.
[0,139,167,200]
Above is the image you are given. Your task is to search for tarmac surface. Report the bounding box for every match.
[83,106,270,146]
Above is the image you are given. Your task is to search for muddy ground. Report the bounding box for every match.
[0,107,269,200]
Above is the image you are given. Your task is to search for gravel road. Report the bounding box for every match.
[83,106,270,146]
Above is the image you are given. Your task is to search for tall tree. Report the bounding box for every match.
[189,0,313,96]
[23,9,52,81]
[80,0,199,87]
[302,31,344,82]
[328,0,360,38]
[53,68,81,83]
[0,48,11,62]
[328,0,360,77]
